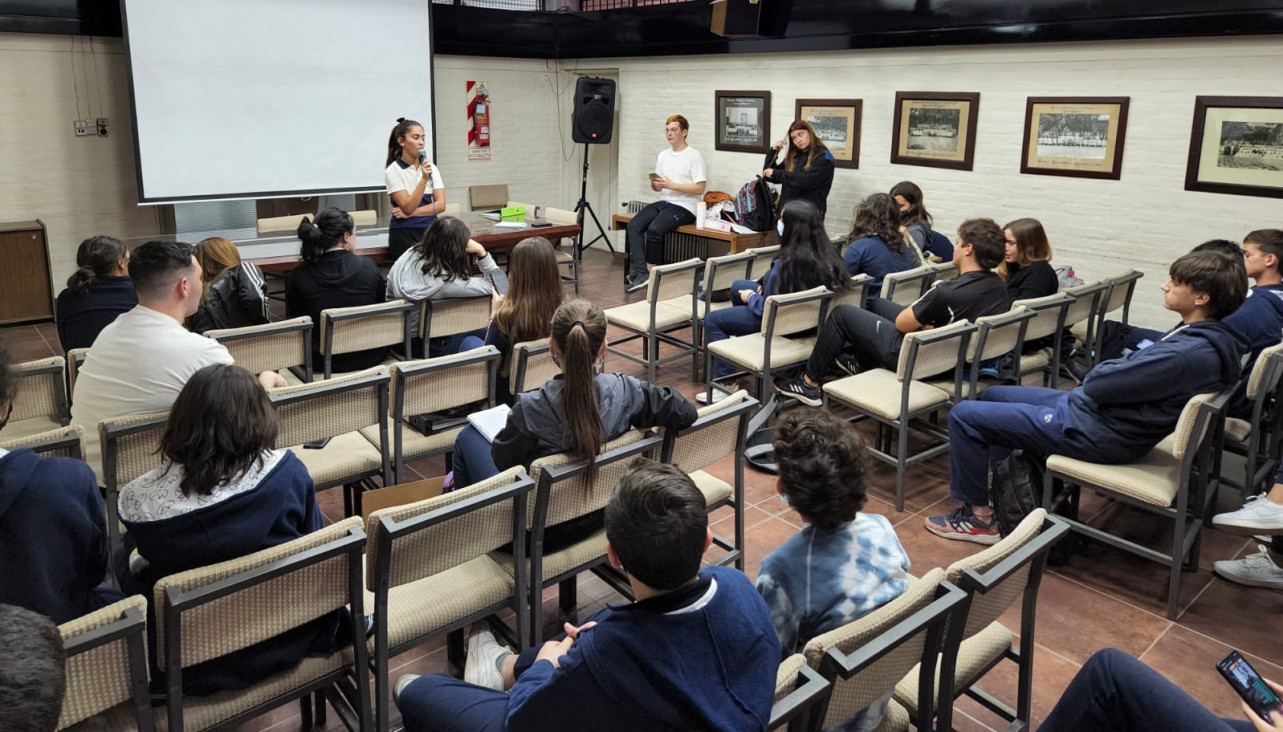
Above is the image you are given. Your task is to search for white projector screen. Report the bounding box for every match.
[121,0,435,204]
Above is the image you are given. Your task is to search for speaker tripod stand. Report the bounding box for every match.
[573,142,613,272]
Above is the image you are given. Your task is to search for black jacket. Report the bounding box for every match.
[188,262,270,334]
[763,149,835,217]
[285,249,388,373]
[1004,261,1060,303]
[55,276,137,351]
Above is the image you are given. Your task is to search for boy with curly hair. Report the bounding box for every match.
[756,408,910,732]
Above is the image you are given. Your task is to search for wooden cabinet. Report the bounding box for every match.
[0,220,54,325]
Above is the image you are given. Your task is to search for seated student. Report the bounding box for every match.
[386,215,500,357]
[1211,462,1283,590]
[449,299,697,548]
[703,200,850,402]
[756,408,910,731]
[55,235,137,352]
[890,181,951,263]
[999,218,1058,302]
[286,207,388,373]
[394,459,780,732]
[0,351,122,624]
[186,236,270,334]
[71,240,286,481]
[1220,229,1283,418]
[0,603,66,732]
[929,250,1249,544]
[117,364,340,694]
[774,218,1011,407]
[1039,648,1276,732]
[458,236,565,405]
[841,193,920,306]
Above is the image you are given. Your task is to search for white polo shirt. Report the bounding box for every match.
[656,146,707,216]
[384,159,446,229]
[70,305,234,481]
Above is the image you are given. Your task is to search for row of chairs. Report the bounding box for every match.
[47,385,760,731]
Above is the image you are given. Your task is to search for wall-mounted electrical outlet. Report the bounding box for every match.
[74,120,90,137]
[96,117,109,137]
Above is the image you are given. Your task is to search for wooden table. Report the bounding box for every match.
[251,212,580,275]
[610,213,773,255]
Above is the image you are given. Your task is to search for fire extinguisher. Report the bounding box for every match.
[474,92,490,147]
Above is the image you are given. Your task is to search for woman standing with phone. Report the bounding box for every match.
[385,117,446,262]
[763,120,836,218]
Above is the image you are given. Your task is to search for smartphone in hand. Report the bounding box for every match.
[1217,650,1283,723]
[647,171,661,179]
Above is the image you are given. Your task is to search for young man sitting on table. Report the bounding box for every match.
[393,459,780,732]
[774,217,1010,406]
[928,249,1249,545]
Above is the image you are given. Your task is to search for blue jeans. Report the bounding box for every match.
[427,327,488,359]
[703,279,763,380]
[458,335,485,353]
[451,424,500,490]
[947,386,1139,507]
[1040,649,1253,731]
[398,646,541,732]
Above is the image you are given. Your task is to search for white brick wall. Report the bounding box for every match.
[4,32,1281,330]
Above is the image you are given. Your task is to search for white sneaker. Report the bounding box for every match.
[1213,494,1283,535]
[1214,545,1283,590]
[393,674,419,704]
[463,624,511,691]
[696,382,734,405]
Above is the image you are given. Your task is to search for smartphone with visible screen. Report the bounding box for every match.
[1217,650,1283,723]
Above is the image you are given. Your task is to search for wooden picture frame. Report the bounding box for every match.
[795,98,862,169]
[715,90,771,154]
[1021,97,1129,180]
[1185,96,1283,199]
[891,91,980,171]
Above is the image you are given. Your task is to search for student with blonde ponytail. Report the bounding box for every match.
[55,235,135,351]
[449,298,697,548]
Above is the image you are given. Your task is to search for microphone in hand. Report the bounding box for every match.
[418,148,428,164]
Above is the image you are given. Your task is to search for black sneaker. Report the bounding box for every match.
[836,353,861,376]
[774,375,822,407]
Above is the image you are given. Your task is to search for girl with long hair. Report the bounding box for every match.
[385,117,446,262]
[387,215,501,357]
[116,364,339,694]
[999,218,1058,301]
[889,181,952,262]
[285,207,387,372]
[842,193,920,307]
[763,120,836,217]
[701,200,849,401]
[449,298,697,548]
[458,236,565,404]
[186,236,269,333]
[55,235,135,351]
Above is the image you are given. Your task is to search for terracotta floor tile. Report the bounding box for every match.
[953,643,1082,730]
[1140,624,1283,720]
[1048,534,1218,618]
[743,517,806,581]
[1177,574,1283,668]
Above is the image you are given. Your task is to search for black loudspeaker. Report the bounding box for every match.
[572,77,616,144]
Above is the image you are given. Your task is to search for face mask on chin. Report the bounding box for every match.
[776,220,785,238]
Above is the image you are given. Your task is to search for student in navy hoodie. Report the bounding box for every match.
[1222,229,1283,418]
[395,459,780,732]
[841,193,920,306]
[928,249,1250,545]
[0,351,122,623]
[117,364,340,694]
[54,235,137,351]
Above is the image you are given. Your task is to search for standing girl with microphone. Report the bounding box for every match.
[385,117,447,262]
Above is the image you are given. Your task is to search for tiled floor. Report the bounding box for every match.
[5,247,1280,731]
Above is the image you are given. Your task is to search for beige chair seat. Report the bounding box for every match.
[695,300,734,318]
[155,647,354,732]
[825,370,952,420]
[3,416,61,441]
[288,431,384,487]
[370,555,514,653]
[492,527,608,580]
[1046,449,1181,507]
[64,701,138,732]
[690,469,733,506]
[606,298,693,331]
[1021,347,1053,374]
[882,699,911,731]
[1224,417,1252,443]
[892,621,1012,718]
[1069,321,1090,342]
[555,249,574,263]
[359,419,461,463]
[708,334,816,370]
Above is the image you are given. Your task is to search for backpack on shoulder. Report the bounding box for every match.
[729,177,777,233]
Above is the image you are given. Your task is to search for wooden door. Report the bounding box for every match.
[0,220,54,324]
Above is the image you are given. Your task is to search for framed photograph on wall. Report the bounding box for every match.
[795,98,862,169]
[1185,96,1283,199]
[715,90,771,154]
[891,91,980,170]
[1021,97,1129,179]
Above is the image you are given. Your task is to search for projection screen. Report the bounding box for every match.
[121,0,434,204]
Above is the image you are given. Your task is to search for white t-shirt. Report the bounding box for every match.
[70,305,234,481]
[384,159,446,228]
[655,146,707,216]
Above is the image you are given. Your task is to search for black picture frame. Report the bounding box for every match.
[716,90,772,154]
[795,98,862,169]
[891,91,980,171]
[1185,96,1283,199]
[1021,96,1130,180]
